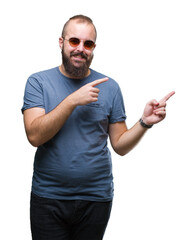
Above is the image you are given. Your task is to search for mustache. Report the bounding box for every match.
[70,52,88,60]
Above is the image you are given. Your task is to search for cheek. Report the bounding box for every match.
[88,52,94,61]
[86,50,94,59]
[62,43,72,56]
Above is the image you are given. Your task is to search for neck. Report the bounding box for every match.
[59,64,91,79]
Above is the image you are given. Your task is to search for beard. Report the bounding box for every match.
[61,47,93,79]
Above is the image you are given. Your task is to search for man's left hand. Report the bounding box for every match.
[141,91,175,125]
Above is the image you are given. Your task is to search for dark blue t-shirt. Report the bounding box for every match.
[22,67,126,201]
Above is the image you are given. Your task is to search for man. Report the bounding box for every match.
[22,15,174,240]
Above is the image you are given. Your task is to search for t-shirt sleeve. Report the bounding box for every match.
[109,86,127,123]
[21,76,45,113]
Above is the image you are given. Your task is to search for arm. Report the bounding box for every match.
[109,91,175,156]
[23,97,75,147]
[109,121,147,156]
[23,77,108,147]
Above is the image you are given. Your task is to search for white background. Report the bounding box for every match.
[0,0,195,239]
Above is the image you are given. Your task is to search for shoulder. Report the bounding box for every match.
[26,67,59,89]
[29,67,58,81]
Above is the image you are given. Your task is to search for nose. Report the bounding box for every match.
[76,40,85,52]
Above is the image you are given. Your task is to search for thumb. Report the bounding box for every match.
[148,99,159,108]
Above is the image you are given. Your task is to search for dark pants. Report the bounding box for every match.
[30,192,112,240]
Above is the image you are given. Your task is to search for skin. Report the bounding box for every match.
[23,19,175,155]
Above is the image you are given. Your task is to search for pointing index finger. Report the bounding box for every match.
[159,91,175,103]
[90,77,109,87]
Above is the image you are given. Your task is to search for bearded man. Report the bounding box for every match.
[22,15,174,240]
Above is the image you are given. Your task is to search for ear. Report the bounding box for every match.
[59,37,64,50]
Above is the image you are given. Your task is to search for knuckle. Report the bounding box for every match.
[89,86,93,92]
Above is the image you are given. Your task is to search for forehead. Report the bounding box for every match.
[65,20,96,41]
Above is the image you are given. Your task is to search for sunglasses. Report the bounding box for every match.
[63,37,95,50]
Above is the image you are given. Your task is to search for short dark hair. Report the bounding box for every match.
[61,15,97,40]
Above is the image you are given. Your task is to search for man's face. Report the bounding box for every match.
[60,20,96,79]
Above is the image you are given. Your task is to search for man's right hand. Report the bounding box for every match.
[69,77,109,106]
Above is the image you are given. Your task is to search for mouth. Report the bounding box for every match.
[70,52,88,61]
[72,56,86,62]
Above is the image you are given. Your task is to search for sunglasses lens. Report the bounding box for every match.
[69,38,80,47]
[84,40,95,50]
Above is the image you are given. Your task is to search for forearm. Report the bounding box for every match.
[114,121,148,156]
[26,95,76,147]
